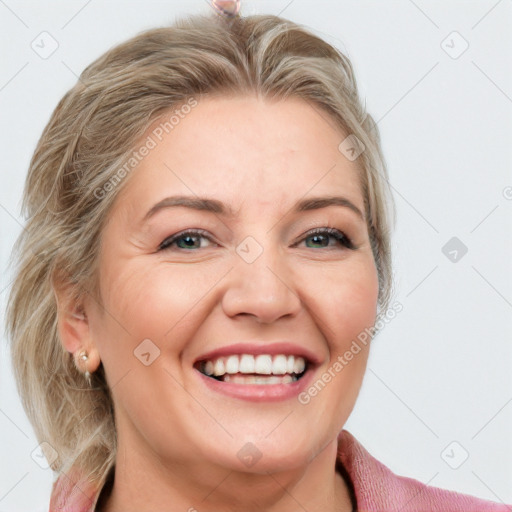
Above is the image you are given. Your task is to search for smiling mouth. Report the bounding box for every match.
[195,354,308,385]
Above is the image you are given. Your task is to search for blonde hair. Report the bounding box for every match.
[6,12,395,488]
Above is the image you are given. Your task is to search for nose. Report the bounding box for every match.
[221,240,302,324]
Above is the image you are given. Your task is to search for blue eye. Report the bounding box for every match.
[158,227,355,251]
[299,228,355,250]
[158,229,213,251]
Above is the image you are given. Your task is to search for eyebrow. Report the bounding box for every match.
[143,195,364,222]
[143,196,233,221]
[296,196,364,220]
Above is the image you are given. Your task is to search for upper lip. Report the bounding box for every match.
[194,341,322,365]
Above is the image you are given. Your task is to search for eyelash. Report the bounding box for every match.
[302,227,355,250]
[158,229,212,251]
[158,227,355,251]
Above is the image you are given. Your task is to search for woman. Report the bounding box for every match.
[6,9,509,512]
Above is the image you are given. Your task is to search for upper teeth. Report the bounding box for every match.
[202,354,306,377]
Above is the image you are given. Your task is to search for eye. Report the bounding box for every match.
[158,229,215,251]
[296,227,355,250]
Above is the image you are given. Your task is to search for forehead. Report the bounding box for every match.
[114,95,365,220]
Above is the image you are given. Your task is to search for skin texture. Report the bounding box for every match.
[56,95,379,512]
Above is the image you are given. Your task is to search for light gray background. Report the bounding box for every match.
[1,1,511,510]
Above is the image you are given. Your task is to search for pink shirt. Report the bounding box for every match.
[49,429,510,511]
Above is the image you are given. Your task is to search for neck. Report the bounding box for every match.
[100,436,354,512]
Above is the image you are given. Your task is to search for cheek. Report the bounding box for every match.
[330,260,378,384]
[93,260,221,352]
[294,258,378,435]
[320,256,379,346]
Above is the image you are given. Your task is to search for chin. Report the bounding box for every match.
[199,428,330,475]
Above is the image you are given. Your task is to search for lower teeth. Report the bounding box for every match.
[221,374,298,385]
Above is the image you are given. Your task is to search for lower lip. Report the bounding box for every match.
[196,368,315,402]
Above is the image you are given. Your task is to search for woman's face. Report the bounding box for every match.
[86,95,378,473]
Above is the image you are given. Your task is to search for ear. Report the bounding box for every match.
[52,273,101,373]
